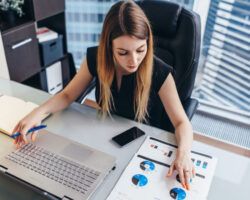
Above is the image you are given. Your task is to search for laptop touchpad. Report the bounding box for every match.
[60,143,93,162]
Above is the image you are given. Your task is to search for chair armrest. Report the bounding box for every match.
[182,97,199,120]
[75,78,96,104]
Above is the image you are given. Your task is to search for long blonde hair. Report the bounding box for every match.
[97,0,154,122]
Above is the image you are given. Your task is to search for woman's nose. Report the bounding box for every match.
[128,53,137,66]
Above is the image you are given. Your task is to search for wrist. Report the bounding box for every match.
[34,106,48,117]
[177,147,191,157]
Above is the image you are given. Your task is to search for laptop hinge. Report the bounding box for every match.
[0,165,7,173]
[62,196,73,200]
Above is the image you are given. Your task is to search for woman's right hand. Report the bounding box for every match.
[12,108,44,148]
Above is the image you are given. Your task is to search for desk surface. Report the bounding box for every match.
[0,78,249,200]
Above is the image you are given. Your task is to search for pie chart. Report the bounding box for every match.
[169,187,186,200]
[140,160,155,172]
[132,174,148,187]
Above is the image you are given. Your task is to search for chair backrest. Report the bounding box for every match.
[137,0,201,102]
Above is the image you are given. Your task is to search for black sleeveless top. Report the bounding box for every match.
[87,46,173,130]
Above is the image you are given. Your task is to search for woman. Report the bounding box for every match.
[13,0,194,191]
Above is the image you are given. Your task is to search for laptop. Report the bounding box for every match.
[0,130,116,200]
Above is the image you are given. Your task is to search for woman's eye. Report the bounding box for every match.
[118,52,127,56]
[137,50,145,53]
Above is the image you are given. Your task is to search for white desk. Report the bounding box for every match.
[0,78,249,200]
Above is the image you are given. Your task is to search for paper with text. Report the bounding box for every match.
[107,136,217,200]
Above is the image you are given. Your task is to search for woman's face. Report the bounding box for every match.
[112,35,147,75]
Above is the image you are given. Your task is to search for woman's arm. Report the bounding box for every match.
[158,73,194,191]
[13,58,93,146]
[37,58,93,115]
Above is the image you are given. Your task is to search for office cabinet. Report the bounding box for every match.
[1,22,41,82]
[0,0,75,94]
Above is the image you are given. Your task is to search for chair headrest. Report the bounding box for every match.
[137,0,182,38]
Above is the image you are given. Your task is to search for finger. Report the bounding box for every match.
[15,135,25,149]
[16,135,21,146]
[16,136,21,149]
[192,166,196,178]
[13,124,22,144]
[178,168,186,189]
[15,125,24,147]
[167,164,174,177]
[14,137,19,149]
[31,123,40,141]
[18,135,24,148]
[20,127,29,144]
[19,139,26,148]
[11,122,21,136]
[13,137,17,144]
[21,135,28,145]
[31,131,38,142]
[184,170,191,190]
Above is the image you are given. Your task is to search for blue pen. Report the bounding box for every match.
[11,125,47,139]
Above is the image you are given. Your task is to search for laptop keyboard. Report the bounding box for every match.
[5,143,101,195]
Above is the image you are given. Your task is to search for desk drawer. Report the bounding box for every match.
[2,22,41,82]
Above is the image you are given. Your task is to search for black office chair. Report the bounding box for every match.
[136,0,201,131]
[77,0,201,132]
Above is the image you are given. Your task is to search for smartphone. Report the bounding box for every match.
[112,126,145,147]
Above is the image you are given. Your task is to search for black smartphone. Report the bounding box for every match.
[112,126,145,147]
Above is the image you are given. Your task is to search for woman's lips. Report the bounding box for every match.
[128,65,136,69]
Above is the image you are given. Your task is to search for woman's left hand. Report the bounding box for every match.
[166,150,195,190]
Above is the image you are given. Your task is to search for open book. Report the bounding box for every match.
[107,136,217,200]
[0,94,38,136]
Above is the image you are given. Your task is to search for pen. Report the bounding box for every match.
[11,125,47,139]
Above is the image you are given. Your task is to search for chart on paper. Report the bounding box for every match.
[107,136,217,200]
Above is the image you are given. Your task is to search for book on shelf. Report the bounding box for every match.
[36,27,58,43]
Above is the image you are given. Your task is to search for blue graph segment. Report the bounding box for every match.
[132,174,148,187]
[170,187,186,200]
[140,160,155,172]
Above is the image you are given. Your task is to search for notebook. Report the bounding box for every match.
[0,94,39,136]
[107,136,217,200]
[0,129,116,200]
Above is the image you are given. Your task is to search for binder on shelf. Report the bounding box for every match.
[40,61,63,95]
